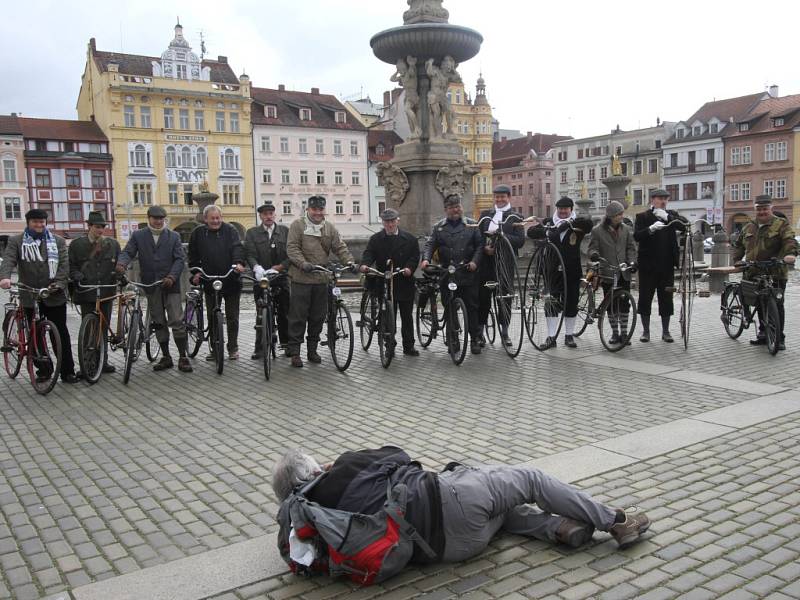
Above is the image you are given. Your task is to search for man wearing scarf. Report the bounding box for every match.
[633,189,688,343]
[286,196,354,368]
[526,197,593,349]
[477,185,525,347]
[0,209,82,383]
[69,211,121,373]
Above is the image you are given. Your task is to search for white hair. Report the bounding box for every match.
[203,204,222,218]
[272,449,321,501]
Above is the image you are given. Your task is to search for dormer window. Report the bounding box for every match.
[676,128,685,139]
[773,117,784,127]
[300,108,312,121]
[265,105,277,118]
[335,111,346,124]
[176,64,187,79]
[709,123,718,134]
[376,143,385,156]
[739,122,749,132]
[692,126,701,136]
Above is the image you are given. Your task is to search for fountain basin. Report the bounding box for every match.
[371,23,483,64]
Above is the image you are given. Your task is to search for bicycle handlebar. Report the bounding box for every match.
[125,280,164,291]
[77,282,122,290]
[240,269,285,284]
[190,267,238,280]
[311,263,354,275]
[734,258,787,269]
[362,266,406,279]
[468,214,531,229]
[421,262,468,277]
[11,283,53,299]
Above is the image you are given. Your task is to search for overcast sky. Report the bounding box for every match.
[3,0,799,139]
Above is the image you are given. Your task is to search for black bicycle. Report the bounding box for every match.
[359,264,404,368]
[312,263,355,372]
[415,263,469,365]
[182,285,205,358]
[122,280,163,384]
[190,267,237,374]
[241,269,286,380]
[584,255,638,352]
[720,258,787,355]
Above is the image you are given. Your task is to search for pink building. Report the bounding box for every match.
[492,132,571,217]
[0,115,28,246]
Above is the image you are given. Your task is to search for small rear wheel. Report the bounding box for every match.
[29,320,62,395]
[764,295,781,355]
[721,285,745,339]
[329,303,354,372]
[360,292,377,351]
[2,311,23,378]
[484,305,496,344]
[416,291,437,348]
[598,290,637,353]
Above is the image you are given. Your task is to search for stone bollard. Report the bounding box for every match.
[709,230,731,293]
[692,230,705,264]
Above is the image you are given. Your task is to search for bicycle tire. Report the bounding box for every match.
[574,280,594,337]
[78,313,105,384]
[184,298,203,358]
[524,242,567,350]
[446,297,468,365]
[494,236,524,358]
[123,310,142,385]
[2,311,23,378]
[145,321,161,363]
[680,238,695,350]
[720,285,745,339]
[415,289,437,348]
[359,291,377,351]
[764,295,781,355]
[261,305,272,380]
[329,302,354,372]
[378,301,395,369]
[598,290,637,353]
[213,311,225,375]
[29,319,62,395]
[484,306,496,344]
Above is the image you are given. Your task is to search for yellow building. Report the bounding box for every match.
[794,125,800,229]
[448,74,494,215]
[77,22,255,241]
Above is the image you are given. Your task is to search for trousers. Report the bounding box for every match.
[145,290,186,345]
[637,268,674,317]
[205,291,240,353]
[288,282,327,355]
[437,465,616,563]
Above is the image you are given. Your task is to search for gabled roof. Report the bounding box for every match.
[0,114,22,135]
[92,49,239,85]
[17,118,108,142]
[251,87,366,132]
[368,129,403,161]
[665,92,767,145]
[724,94,800,138]
[492,133,571,170]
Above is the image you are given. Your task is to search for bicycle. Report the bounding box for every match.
[584,256,638,352]
[720,258,787,355]
[667,219,696,350]
[182,285,205,358]
[241,269,286,380]
[359,264,404,368]
[469,214,527,358]
[190,267,237,375]
[414,262,469,365]
[2,283,62,395]
[121,280,163,384]
[312,263,355,372]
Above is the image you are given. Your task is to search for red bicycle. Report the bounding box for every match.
[2,283,63,395]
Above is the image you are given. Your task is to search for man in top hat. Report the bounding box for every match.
[0,209,82,383]
[286,195,354,368]
[69,211,121,373]
[732,194,797,348]
[633,188,688,342]
[359,208,421,357]
[477,184,525,347]
[527,196,593,349]
[245,202,291,359]
[421,194,484,354]
[117,205,192,372]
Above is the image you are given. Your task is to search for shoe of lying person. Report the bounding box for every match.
[555,518,595,548]
[609,506,651,547]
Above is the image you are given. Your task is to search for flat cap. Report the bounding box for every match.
[307,195,326,209]
[649,188,670,199]
[380,208,400,220]
[257,202,276,213]
[754,194,772,206]
[493,184,511,195]
[443,194,462,207]
[147,205,167,218]
[555,196,574,208]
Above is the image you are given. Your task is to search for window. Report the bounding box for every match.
[195,110,205,130]
[334,171,343,185]
[280,137,289,153]
[184,190,193,205]
[131,144,149,168]
[4,197,21,219]
[164,108,174,129]
[648,158,658,173]
[666,184,679,200]
[166,146,177,167]
[91,170,106,188]
[655,140,662,149]
[168,184,178,205]
[588,167,596,181]
[730,183,740,202]
[334,140,342,156]
[282,199,292,215]
[706,149,715,164]
[739,122,749,132]
[281,170,290,184]
[765,142,776,162]
[731,147,741,166]
[66,169,81,187]
[683,183,697,200]
[335,111,346,124]
[35,169,50,187]
[560,170,567,184]
[181,146,191,168]
[222,184,240,205]
[763,180,774,197]
[266,105,277,118]
[599,191,608,208]
[300,170,308,184]
[741,182,751,202]
[124,105,135,127]
[634,160,642,175]
[577,149,584,159]
[777,141,787,160]
[260,136,271,153]
[776,179,786,199]
[693,126,701,136]
[262,169,272,184]
[773,117,784,127]
[529,183,534,193]
[179,108,189,129]
[316,139,324,154]
[600,166,608,179]
[709,123,718,134]
[196,147,207,169]
[316,170,325,184]
[230,112,239,133]
[300,108,311,121]
[68,203,83,222]
[89,143,101,153]
[633,189,643,205]
[216,112,225,132]
[3,159,16,183]
[352,200,361,214]
[140,106,151,128]
[132,182,152,205]
[335,200,344,215]
[620,162,628,176]
[352,171,360,185]
[676,128,684,139]
[298,138,308,154]
[63,142,75,153]
[545,182,551,194]
[350,141,359,156]
[742,146,751,164]
[176,64,187,79]
[576,169,584,182]
[222,149,236,170]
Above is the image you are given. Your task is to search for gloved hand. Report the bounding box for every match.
[557,221,571,233]
[649,221,667,233]
[115,263,127,274]
[653,208,668,222]
[301,262,314,273]
[629,263,638,274]
[0,279,11,290]
[254,265,266,280]
[161,275,175,289]
[348,262,358,274]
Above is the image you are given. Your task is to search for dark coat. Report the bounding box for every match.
[188,223,245,295]
[422,217,484,285]
[633,208,687,273]
[244,224,290,286]
[0,232,69,307]
[477,209,525,279]
[68,235,121,304]
[527,216,593,277]
[361,229,420,302]
[118,227,185,295]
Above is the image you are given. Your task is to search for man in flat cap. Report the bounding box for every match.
[633,189,688,343]
[477,184,525,347]
[527,196,593,348]
[245,203,290,359]
[421,194,484,354]
[359,208,421,357]
[286,196,354,367]
[69,210,121,374]
[117,205,192,372]
[0,208,82,383]
[732,194,797,348]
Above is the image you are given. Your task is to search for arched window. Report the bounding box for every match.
[165,146,176,168]
[223,149,235,170]
[196,147,207,169]
[181,146,192,167]
[135,145,147,167]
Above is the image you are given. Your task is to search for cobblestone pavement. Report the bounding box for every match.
[0,280,799,599]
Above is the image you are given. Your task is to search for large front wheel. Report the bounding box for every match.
[598,290,637,353]
[524,243,567,350]
[720,286,745,339]
[494,236,525,358]
[78,313,106,384]
[446,297,468,365]
[359,292,377,351]
[328,302,354,372]
[764,295,781,355]
[29,320,62,395]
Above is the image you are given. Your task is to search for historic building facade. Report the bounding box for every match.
[492,133,571,218]
[76,22,255,240]
[0,115,28,242]
[251,85,369,228]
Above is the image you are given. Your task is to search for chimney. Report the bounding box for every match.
[89,37,96,52]
[656,116,661,126]
[11,112,17,117]
[384,90,391,106]
[311,87,320,95]
[768,84,779,98]
[501,136,507,142]
[217,55,228,63]
[527,131,532,138]
[278,84,285,91]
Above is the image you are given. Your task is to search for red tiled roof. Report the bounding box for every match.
[492,133,571,169]
[93,49,239,85]
[368,129,403,161]
[0,114,22,135]
[251,87,366,132]
[686,92,766,124]
[725,94,800,138]
[17,118,108,142]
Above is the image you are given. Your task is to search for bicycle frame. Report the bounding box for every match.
[77,282,131,349]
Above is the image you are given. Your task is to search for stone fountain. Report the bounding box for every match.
[371,0,483,236]
[191,180,219,224]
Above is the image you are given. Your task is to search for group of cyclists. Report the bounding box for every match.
[0,184,797,392]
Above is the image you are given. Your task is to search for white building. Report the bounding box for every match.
[251,86,369,228]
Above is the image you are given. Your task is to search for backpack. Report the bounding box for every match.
[277,471,437,585]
